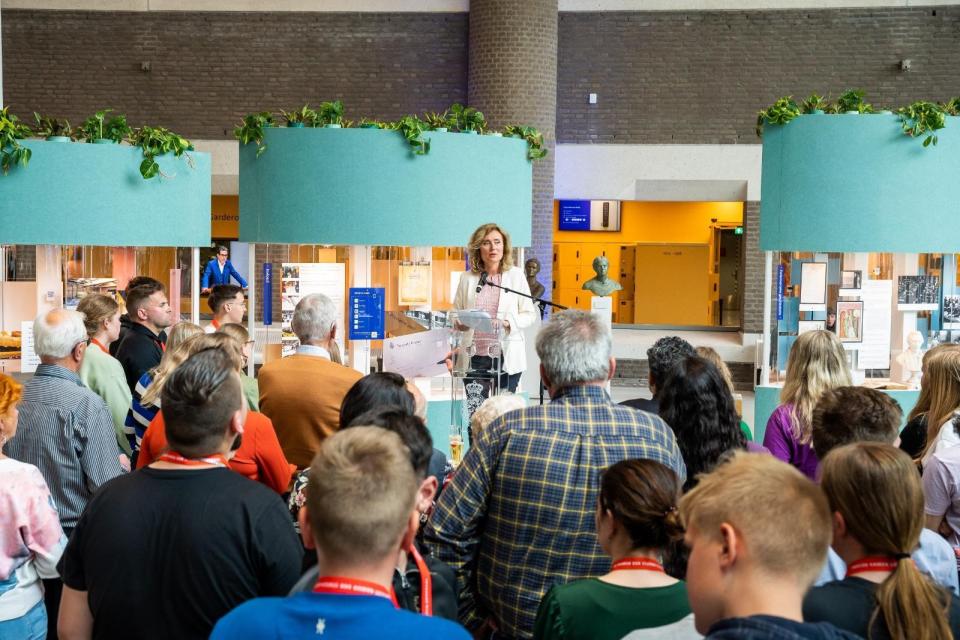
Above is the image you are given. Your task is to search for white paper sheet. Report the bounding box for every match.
[858,280,893,369]
[382,328,452,379]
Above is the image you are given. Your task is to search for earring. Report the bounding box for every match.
[0,432,7,448]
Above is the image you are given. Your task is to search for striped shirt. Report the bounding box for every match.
[124,371,157,451]
[6,364,125,531]
[424,385,686,639]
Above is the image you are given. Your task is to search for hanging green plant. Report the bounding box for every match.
[835,89,874,114]
[423,110,453,131]
[755,97,801,137]
[78,109,132,143]
[393,115,430,156]
[0,107,33,175]
[281,105,317,127]
[234,111,274,158]
[897,101,947,147]
[33,113,73,139]
[941,97,960,116]
[801,94,827,114]
[449,103,487,133]
[131,126,194,180]
[503,124,548,160]
[358,117,385,129]
[317,101,345,127]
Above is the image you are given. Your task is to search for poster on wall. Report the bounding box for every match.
[944,295,960,329]
[398,263,431,306]
[836,300,864,344]
[897,276,940,305]
[799,262,827,311]
[858,280,893,369]
[19,321,41,373]
[840,270,862,290]
[280,263,346,358]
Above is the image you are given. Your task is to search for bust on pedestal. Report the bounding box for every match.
[893,330,924,388]
[525,257,546,318]
[582,255,622,297]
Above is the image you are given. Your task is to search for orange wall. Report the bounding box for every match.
[553,200,743,244]
[212,196,240,239]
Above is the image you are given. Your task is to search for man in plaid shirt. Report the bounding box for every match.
[425,310,686,639]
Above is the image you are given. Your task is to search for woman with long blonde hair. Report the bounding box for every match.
[763,330,851,479]
[918,348,960,465]
[804,442,960,639]
[898,343,960,459]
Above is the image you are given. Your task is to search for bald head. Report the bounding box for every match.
[34,308,88,370]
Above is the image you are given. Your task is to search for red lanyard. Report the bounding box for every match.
[314,576,397,606]
[90,338,109,354]
[211,318,221,330]
[846,556,900,577]
[158,451,229,468]
[409,545,433,616]
[611,556,665,573]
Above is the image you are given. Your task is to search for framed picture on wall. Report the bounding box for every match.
[836,300,864,343]
[799,262,828,305]
[798,320,825,335]
[944,295,960,329]
[841,270,862,290]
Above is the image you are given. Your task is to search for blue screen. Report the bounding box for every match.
[558,200,591,231]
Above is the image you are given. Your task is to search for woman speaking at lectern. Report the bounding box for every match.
[453,223,537,393]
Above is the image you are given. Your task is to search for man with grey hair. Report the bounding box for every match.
[425,310,685,640]
[258,293,362,468]
[7,309,126,638]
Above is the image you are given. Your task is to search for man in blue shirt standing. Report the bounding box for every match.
[201,245,247,293]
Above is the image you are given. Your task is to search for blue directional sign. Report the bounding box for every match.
[349,287,386,340]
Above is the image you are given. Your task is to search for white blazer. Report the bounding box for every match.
[454,266,538,375]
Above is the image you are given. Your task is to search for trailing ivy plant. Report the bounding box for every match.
[897,101,947,147]
[234,111,274,158]
[755,97,801,137]
[317,101,345,127]
[78,109,132,143]
[281,105,317,127]
[33,113,73,139]
[801,94,827,114]
[0,107,33,175]
[131,126,194,179]
[450,103,487,133]
[393,115,430,156]
[835,89,874,114]
[504,125,548,160]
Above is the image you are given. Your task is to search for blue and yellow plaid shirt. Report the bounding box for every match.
[424,385,686,639]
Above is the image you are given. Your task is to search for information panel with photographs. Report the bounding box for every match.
[897,276,940,305]
[281,263,346,357]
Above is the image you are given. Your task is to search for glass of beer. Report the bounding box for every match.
[449,426,464,467]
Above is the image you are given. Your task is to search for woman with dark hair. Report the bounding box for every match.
[339,371,415,428]
[658,355,760,491]
[533,460,696,640]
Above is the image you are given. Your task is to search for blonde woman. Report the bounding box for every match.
[218,323,259,411]
[454,223,537,393]
[918,348,960,465]
[763,330,851,479]
[898,343,960,459]
[77,294,133,456]
[128,322,204,451]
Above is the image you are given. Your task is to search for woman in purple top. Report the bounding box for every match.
[764,330,851,480]
[659,355,766,491]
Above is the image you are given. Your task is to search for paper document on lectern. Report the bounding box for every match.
[456,310,495,333]
[383,328,452,379]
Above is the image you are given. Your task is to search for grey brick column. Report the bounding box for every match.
[468,0,558,303]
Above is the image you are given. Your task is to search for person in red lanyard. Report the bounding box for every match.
[288,406,459,621]
[211,427,470,640]
[533,459,695,640]
[804,442,960,638]
[680,452,860,640]
[205,284,246,334]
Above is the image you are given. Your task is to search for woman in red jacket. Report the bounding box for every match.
[136,332,294,494]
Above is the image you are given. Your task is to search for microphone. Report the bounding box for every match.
[476,272,488,294]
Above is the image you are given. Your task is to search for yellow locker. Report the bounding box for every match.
[556,244,584,268]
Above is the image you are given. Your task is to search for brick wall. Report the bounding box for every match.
[1,10,468,139]
[557,7,960,144]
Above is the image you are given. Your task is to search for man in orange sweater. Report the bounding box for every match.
[258,293,362,468]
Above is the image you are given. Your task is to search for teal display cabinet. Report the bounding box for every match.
[240,128,533,246]
[0,141,211,246]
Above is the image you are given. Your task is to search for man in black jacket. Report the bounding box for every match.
[114,281,173,392]
[110,276,165,357]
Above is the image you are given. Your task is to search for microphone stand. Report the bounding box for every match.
[478,279,567,405]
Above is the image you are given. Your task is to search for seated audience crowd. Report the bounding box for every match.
[6,288,960,640]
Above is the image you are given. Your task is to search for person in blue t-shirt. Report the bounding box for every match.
[210,427,470,640]
[201,245,247,293]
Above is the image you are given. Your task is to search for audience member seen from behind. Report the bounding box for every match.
[916,348,960,465]
[804,443,960,639]
[126,321,204,450]
[211,427,470,640]
[658,355,753,492]
[218,322,259,411]
[763,330,851,480]
[680,452,858,639]
[137,333,294,494]
[811,387,958,594]
[622,336,695,415]
[205,284,246,333]
[77,293,133,456]
[0,374,67,640]
[291,407,458,621]
[922,431,960,552]
[258,293,363,468]
[898,343,960,458]
[114,281,173,393]
[469,393,527,444]
[58,348,302,640]
[695,345,752,440]
[533,459,697,640]
[426,310,686,639]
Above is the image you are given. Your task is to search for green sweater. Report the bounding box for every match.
[241,373,260,412]
[79,344,133,455]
